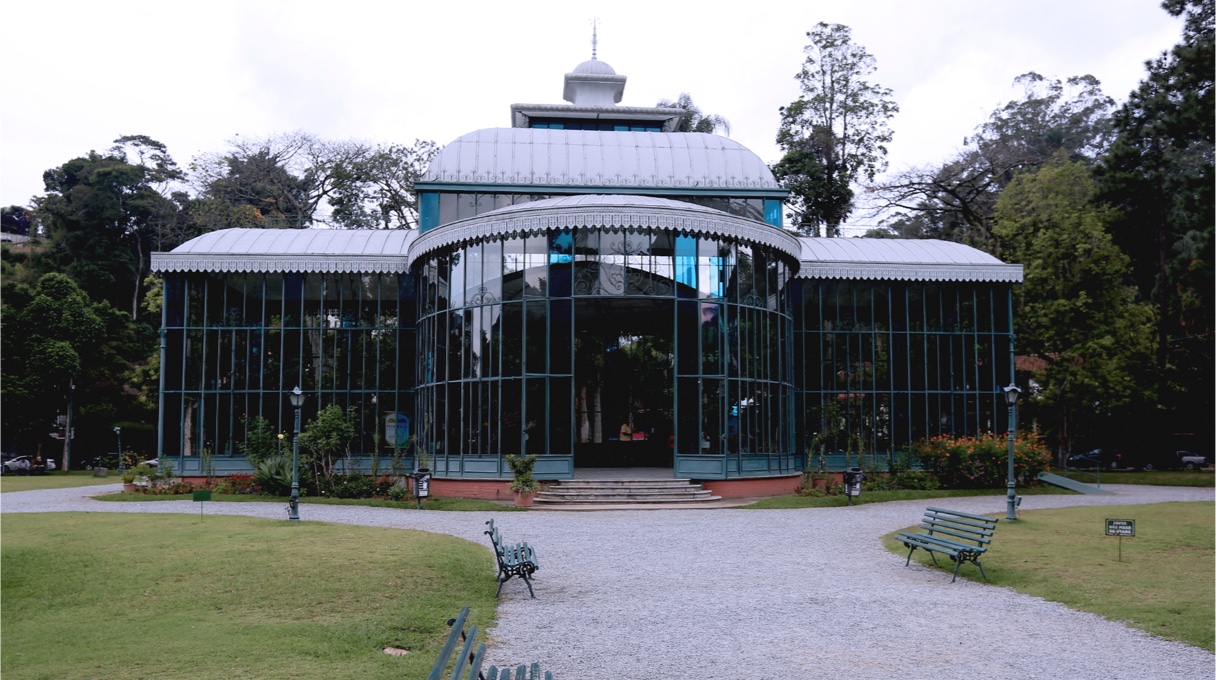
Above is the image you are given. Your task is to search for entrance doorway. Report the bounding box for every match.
[574,298,674,468]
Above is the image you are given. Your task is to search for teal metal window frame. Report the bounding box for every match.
[158,271,415,476]
[793,279,1015,472]
[414,227,799,480]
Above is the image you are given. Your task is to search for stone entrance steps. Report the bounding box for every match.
[533,478,720,507]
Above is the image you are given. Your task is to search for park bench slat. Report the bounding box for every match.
[917,523,992,545]
[925,506,996,523]
[896,507,999,582]
[449,623,480,679]
[922,513,996,534]
[428,607,472,680]
[428,607,553,680]
[922,516,994,535]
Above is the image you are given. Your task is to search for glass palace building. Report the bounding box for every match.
[151,57,1022,491]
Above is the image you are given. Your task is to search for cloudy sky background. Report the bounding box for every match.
[1,0,1185,232]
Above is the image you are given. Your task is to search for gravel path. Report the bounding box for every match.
[4,484,1214,679]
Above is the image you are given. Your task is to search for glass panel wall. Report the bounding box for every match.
[414,226,797,477]
[160,271,415,466]
[793,279,1014,469]
[429,191,780,230]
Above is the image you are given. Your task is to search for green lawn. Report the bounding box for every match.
[1054,469,1214,487]
[91,492,518,512]
[743,485,1073,509]
[0,471,120,493]
[744,468,1214,509]
[1,513,500,679]
[884,501,1215,651]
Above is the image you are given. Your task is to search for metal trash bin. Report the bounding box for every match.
[412,469,432,509]
[843,467,866,505]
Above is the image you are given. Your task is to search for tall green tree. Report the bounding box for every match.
[774,23,898,235]
[993,156,1155,453]
[1094,0,1213,451]
[1,206,36,236]
[1,274,146,467]
[190,133,439,230]
[656,93,730,135]
[326,139,440,229]
[1097,0,1213,371]
[875,73,1115,251]
[35,137,183,319]
[190,132,319,229]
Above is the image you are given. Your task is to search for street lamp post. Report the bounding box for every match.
[113,426,123,474]
[1004,383,1022,521]
[63,381,75,473]
[288,386,305,523]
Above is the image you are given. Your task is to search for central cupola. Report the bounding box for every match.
[509,35,686,132]
[562,56,626,106]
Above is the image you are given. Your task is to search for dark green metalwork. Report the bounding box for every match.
[485,518,539,598]
[792,279,1016,471]
[413,227,799,480]
[157,271,414,475]
[895,507,999,582]
[427,606,553,680]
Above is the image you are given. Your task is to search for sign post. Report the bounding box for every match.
[1105,519,1135,562]
[193,489,212,518]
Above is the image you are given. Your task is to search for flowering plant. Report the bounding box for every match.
[910,433,1050,489]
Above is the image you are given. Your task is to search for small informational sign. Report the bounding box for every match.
[385,412,410,447]
[1106,519,1135,536]
[194,489,212,518]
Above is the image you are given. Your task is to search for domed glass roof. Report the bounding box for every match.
[421,128,783,191]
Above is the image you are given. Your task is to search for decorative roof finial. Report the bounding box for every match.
[591,17,598,60]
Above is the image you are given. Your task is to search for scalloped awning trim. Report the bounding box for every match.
[151,253,408,274]
[796,262,1024,283]
[405,204,803,270]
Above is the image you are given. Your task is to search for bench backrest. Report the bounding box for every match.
[921,507,998,547]
[428,607,555,680]
[485,519,507,567]
[427,607,487,680]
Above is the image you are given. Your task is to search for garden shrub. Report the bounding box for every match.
[213,473,257,495]
[891,470,940,490]
[372,476,396,497]
[330,474,375,499]
[253,455,293,496]
[147,479,200,495]
[239,416,282,465]
[910,433,1050,489]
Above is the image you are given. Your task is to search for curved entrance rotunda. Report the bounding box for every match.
[408,195,802,480]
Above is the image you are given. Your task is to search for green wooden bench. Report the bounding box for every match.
[485,519,539,599]
[895,507,999,582]
[427,606,553,680]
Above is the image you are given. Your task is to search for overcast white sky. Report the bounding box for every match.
[0,0,1185,232]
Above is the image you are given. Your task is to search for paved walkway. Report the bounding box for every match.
[3,483,1214,678]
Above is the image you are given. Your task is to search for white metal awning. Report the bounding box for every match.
[151,228,417,273]
[797,238,1023,283]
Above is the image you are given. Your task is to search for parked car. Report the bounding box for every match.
[1178,451,1210,471]
[1066,448,1124,470]
[1,455,56,474]
[1120,449,1182,471]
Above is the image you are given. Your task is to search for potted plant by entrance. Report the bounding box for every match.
[505,454,539,507]
[120,467,138,493]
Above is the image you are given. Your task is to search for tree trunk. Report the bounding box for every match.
[131,239,144,319]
